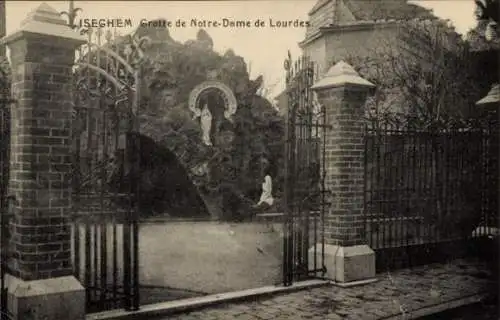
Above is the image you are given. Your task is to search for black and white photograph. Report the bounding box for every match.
[0,0,497,319]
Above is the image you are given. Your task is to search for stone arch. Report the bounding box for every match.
[188,80,238,121]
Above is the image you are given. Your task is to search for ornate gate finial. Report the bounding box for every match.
[284,50,291,71]
[60,0,82,30]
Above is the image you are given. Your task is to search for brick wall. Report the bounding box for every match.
[317,87,368,247]
[8,37,75,280]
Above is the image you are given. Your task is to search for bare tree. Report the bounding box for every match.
[336,19,483,130]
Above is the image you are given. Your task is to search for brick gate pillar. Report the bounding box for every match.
[309,61,377,285]
[1,4,85,319]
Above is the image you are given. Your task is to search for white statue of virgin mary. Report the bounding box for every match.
[200,103,213,146]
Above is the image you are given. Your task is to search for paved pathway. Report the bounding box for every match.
[156,259,497,320]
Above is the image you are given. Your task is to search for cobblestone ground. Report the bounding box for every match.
[154,259,496,320]
[418,300,499,320]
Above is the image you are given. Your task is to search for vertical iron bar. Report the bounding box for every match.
[100,102,108,306]
[386,130,392,251]
[290,65,297,283]
[292,60,298,279]
[375,126,382,250]
[399,130,404,249]
[417,131,423,245]
[112,51,120,307]
[437,130,441,244]
[482,126,488,237]
[303,57,309,275]
[363,124,369,247]
[417,131,423,246]
[0,102,7,320]
[132,70,141,310]
[84,215,91,311]
[443,129,449,242]
[313,114,319,273]
[93,112,100,304]
[320,98,326,276]
[382,125,388,251]
[296,65,303,276]
[96,45,105,305]
[282,65,290,286]
[293,70,299,278]
[300,88,305,276]
[123,130,132,310]
[405,130,412,247]
[430,130,436,246]
[393,130,398,249]
[73,108,81,281]
[411,130,416,246]
[290,80,296,282]
[85,108,93,309]
[424,131,430,248]
[84,39,94,307]
[483,126,487,236]
[93,225,99,302]
[367,126,373,247]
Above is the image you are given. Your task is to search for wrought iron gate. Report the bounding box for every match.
[71,28,142,313]
[282,53,328,285]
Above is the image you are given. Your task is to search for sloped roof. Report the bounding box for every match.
[342,0,435,21]
[308,0,435,21]
[309,0,330,15]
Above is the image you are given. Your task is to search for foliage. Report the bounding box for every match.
[467,20,500,52]
[468,0,500,54]
[475,0,499,44]
[475,0,499,23]
[467,0,499,84]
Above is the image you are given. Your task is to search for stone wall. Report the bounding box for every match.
[303,23,400,77]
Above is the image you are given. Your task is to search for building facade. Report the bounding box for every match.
[277,0,465,120]
[300,0,435,76]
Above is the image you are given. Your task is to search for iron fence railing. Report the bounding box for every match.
[283,54,328,285]
[364,121,498,270]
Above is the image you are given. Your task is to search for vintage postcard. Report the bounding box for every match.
[0,1,497,319]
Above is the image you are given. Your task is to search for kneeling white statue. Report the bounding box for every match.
[254,174,274,211]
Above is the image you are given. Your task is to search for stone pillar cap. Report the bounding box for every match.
[0,2,85,46]
[476,83,500,106]
[311,61,375,91]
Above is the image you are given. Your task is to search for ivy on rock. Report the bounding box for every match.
[108,23,285,219]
